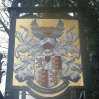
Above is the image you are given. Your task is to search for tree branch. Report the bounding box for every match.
[0,19,9,36]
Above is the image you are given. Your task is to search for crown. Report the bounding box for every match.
[41,26,54,37]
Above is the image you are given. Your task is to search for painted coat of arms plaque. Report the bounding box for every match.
[13,19,84,98]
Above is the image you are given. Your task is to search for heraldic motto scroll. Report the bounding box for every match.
[13,19,84,98]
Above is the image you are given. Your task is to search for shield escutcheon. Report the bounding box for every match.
[35,56,62,88]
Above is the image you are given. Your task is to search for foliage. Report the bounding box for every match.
[84,0,99,52]
[83,0,99,99]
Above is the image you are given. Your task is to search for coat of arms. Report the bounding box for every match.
[14,19,82,95]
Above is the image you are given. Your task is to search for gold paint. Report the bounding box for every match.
[13,19,84,97]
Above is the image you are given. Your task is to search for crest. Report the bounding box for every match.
[14,19,82,98]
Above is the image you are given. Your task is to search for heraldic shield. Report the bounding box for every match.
[35,56,62,88]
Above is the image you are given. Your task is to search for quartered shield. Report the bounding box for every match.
[34,56,62,88]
